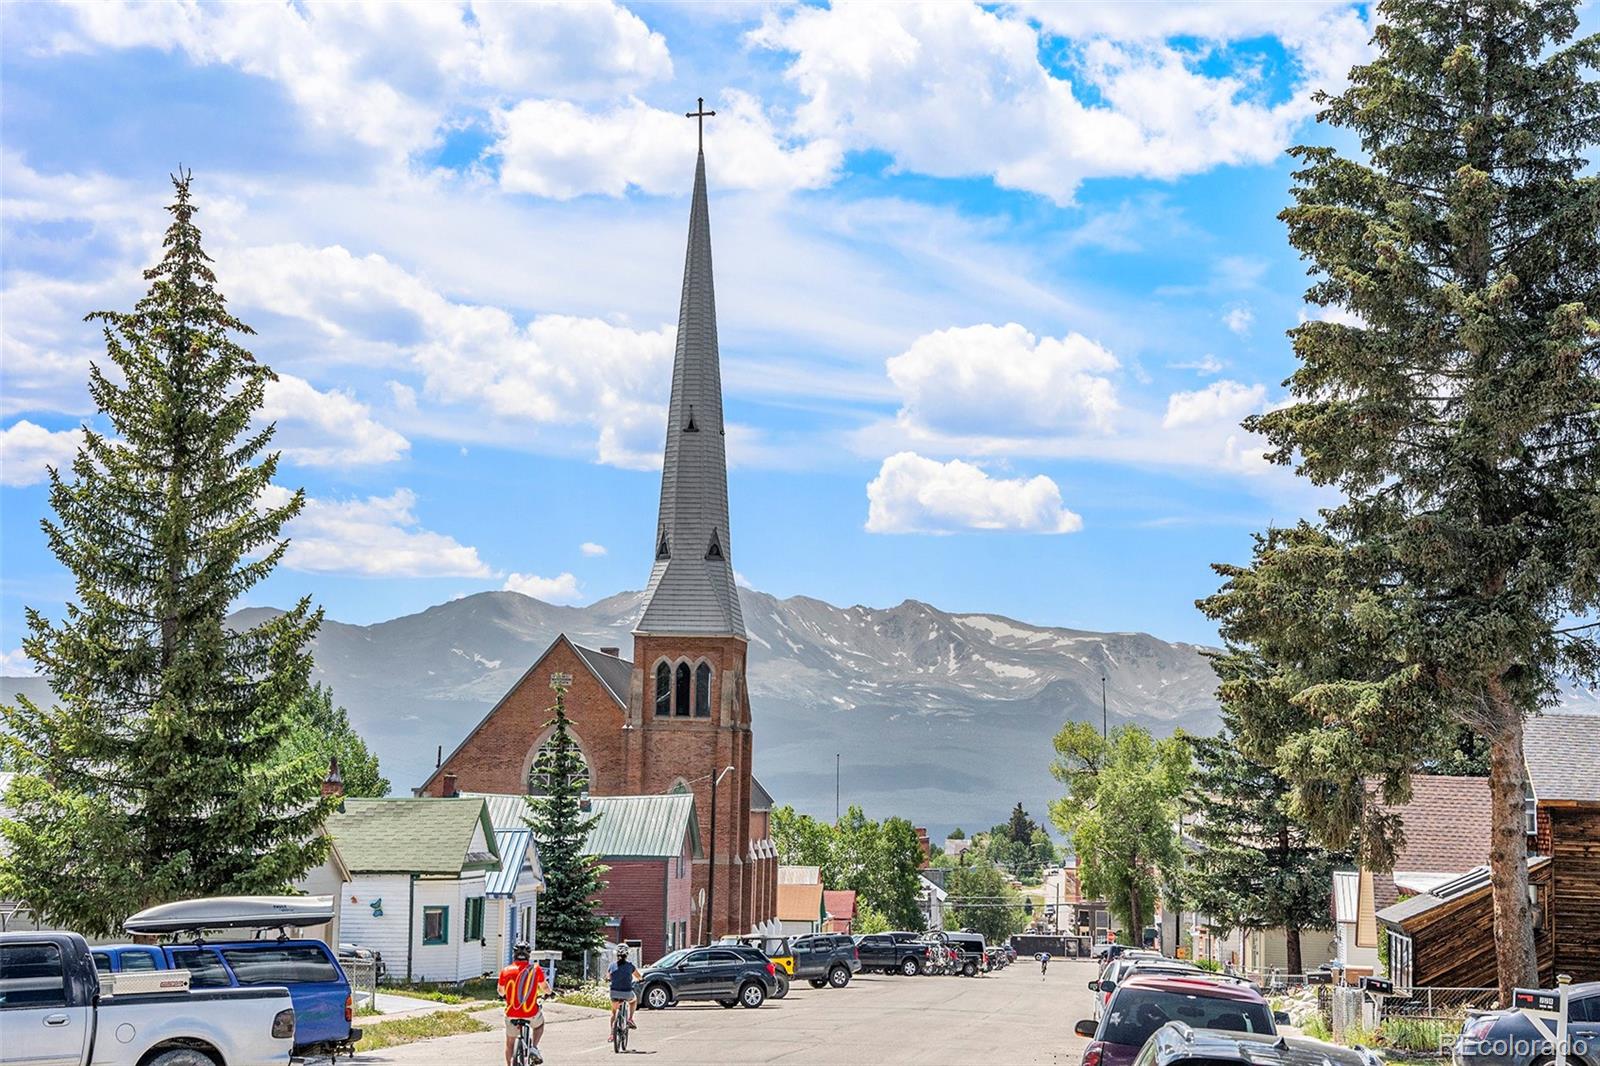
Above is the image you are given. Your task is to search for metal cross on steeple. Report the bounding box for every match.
[686,96,715,150]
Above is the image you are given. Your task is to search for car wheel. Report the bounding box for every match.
[828,964,850,988]
[963,961,978,977]
[643,983,671,1010]
[773,974,790,999]
[900,957,921,977]
[718,999,738,1008]
[740,981,766,1008]
[809,978,827,988]
[148,1051,215,1066]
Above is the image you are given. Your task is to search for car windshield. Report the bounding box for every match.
[650,950,689,970]
[1101,988,1272,1048]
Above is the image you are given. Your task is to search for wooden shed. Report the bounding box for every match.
[1524,712,1600,982]
[1376,858,1555,989]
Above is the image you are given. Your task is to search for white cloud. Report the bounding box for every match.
[263,485,491,577]
[752,2,1372,203]
[47,1,672,159]
[227,243,676,469]
[580,542,608,557]
[494,90,841,198]
[260,374,409,466]
[0,420,80,487]
[887,323,1119,438]
[865,451,1083,534]
[0,647,37,676]
[1222,306,1254,335]
[1163,380,1268,430]
[1169,354,1225,375]
[503,571,583,604]
[1300,304,1366,328]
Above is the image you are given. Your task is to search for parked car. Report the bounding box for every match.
[2,931,295,1066]
[1454,982,1600,1066]
[855,932,933,976]
[336,943,386,982]
[791,933,861,988]
[1092,953,1198,1018]
[1075,973,1287,1066]
[716,937,792,996]
[91,939,358,1056]
[942,932,988,977]
[636,945,780,1010]
[1135,1021,1383,1066]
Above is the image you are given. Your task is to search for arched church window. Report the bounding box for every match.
[694,663,712,717]
[675,662,692,716]
[527,739,592,796]
[655,662,671,717]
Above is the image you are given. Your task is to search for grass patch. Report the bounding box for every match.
[554,983,611,1010]
[355,1010,490,1051]
[379,978,499,1004]
[1301,1015,1331,1041]
[1379,1017,1458,1053]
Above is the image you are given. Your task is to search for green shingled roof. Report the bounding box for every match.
[327,798,501,875]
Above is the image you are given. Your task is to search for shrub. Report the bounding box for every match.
[1380,1017,1457,1053]
[1194,958,1222,973]
[1301,1015,1331,1041]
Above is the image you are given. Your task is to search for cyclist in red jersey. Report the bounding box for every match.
[498,941,547,1066]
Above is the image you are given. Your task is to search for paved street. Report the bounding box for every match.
[368,957,1099,1065]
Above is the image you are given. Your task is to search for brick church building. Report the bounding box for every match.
[418,124,779,942]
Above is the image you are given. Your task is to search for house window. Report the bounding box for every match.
[423,906,449,945]
[694,663,712,717]
[655,662,672,717]
[1525,783,1538,838]
[464,897,485,941]
[675,662,691,716]
[1388,930,1413,990]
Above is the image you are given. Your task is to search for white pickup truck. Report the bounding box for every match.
[1,932,295,1066]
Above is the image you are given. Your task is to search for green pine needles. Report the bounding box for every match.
[523,683,607,966]
[1204,0,1600,999]
[0,172,332,936]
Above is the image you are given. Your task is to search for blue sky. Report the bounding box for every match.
[1,0,1429,665]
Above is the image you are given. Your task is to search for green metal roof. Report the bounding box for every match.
[327,797,501,875]
[585,795,701,860]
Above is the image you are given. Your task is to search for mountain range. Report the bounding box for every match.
[2,588,1226,837]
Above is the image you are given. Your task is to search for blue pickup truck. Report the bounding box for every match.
[93,940,359,1056]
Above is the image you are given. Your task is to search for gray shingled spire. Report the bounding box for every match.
[636,144,744,637]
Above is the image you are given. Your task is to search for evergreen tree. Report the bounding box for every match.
[1213,0,1600,998]
[280,683,389,797]
[0,172,328,936]
[1051,723,1189,940]
[1185,694,1346,974]
[524,682,605,966]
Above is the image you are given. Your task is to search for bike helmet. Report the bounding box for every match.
[617,944,630,959]
[512,940,531,961]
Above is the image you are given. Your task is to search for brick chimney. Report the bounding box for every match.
[600,646,620,657]
[441,772,459,798]
[321,757,344,798]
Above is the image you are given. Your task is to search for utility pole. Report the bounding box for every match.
[835,753,840,823]
[1101,676,1108,742]
[704,764,734,945]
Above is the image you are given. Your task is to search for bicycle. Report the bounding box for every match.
[510,1019,542,1066]
[611,997,631,1054]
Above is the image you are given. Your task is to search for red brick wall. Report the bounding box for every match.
[598,859,669,963]
[418,638,628,797]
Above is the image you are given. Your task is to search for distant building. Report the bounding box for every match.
[944,837,972,858]
[777,882,826,936]
[823,890,857,934]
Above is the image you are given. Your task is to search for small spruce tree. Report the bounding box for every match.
[524,682,606,969]
[0,172,329,935]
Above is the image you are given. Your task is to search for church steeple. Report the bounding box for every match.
[636,115,744,638]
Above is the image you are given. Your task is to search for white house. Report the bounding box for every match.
[292,830,352,950]
[462,793,545,969]
[326,797,502,983]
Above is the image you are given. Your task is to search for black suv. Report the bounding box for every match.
[855,932,932,976]
[941,932,988,977]
[791,933,861,988]
[1134,1022,1382,1066]
[637,945,780,1010]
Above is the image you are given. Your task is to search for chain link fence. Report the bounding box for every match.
[343,957,380,1011]
[1381,986,1500,1020]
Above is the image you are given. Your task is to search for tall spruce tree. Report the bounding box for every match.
[1225,0,1600,998]
[523,682,605,968]
[1185,676,1346,975]
[0,172,329,936]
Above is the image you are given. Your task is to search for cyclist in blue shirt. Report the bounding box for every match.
[607,946,640,1032]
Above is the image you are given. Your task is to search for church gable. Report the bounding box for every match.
[418,634,631,797]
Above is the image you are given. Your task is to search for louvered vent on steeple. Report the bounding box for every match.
[706,530,723,560]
